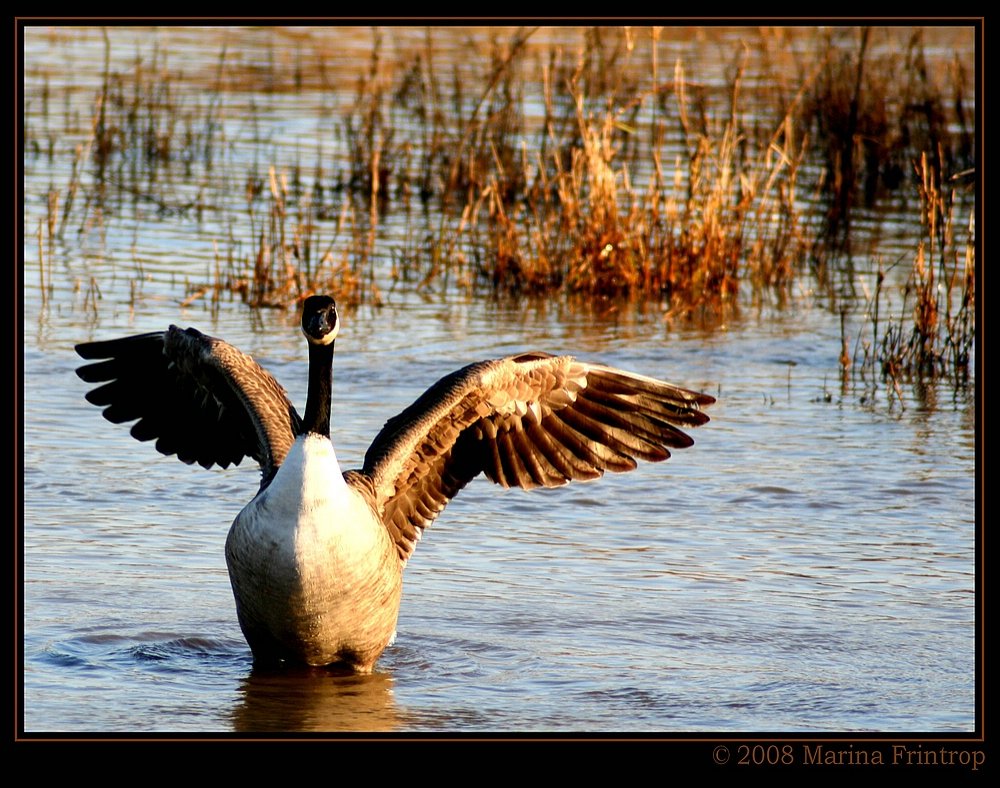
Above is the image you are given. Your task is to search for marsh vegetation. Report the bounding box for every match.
[24,25,977,399]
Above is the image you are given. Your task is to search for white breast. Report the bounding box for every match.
[232,434,384,581]
[224,433,401,666]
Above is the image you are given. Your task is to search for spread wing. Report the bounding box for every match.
[75,326,302,487]
[355,351,714,562]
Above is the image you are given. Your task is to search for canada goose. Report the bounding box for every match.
[75,294,715,672]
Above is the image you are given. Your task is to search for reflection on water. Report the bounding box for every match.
[233,667,399,733]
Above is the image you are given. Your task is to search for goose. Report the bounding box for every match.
[75,294,715,672]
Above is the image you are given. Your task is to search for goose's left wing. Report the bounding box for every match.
[354,352,714,562]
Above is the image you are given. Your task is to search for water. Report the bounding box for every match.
[19,25,977,737]
[22,297,976,734]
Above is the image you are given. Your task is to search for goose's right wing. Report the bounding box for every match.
[75,326,301,486]
[358,352,714,563]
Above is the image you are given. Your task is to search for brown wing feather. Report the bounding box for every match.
[356,352,714,563]
[76,326,301,486]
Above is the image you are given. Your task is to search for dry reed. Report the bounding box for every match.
[30,26,975,387]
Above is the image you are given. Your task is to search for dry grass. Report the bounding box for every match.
[799,27,974,244]
[846,152,975,400]
[29,25,976,385]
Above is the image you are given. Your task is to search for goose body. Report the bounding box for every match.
[76,295,714,672]
[226,434,401,668]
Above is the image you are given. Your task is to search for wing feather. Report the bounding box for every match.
[75,326,301,485]
[355,352,714,562]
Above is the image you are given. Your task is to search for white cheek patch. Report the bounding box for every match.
[317,321,339,345]
[303,319,340,345]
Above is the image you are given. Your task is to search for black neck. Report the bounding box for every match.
[303,340,334,437]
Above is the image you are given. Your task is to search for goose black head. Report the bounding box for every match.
[302,295,340,346]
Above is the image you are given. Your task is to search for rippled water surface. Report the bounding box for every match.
[20,25,977,737]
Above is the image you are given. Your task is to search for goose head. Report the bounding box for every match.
[302,294,340,347]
